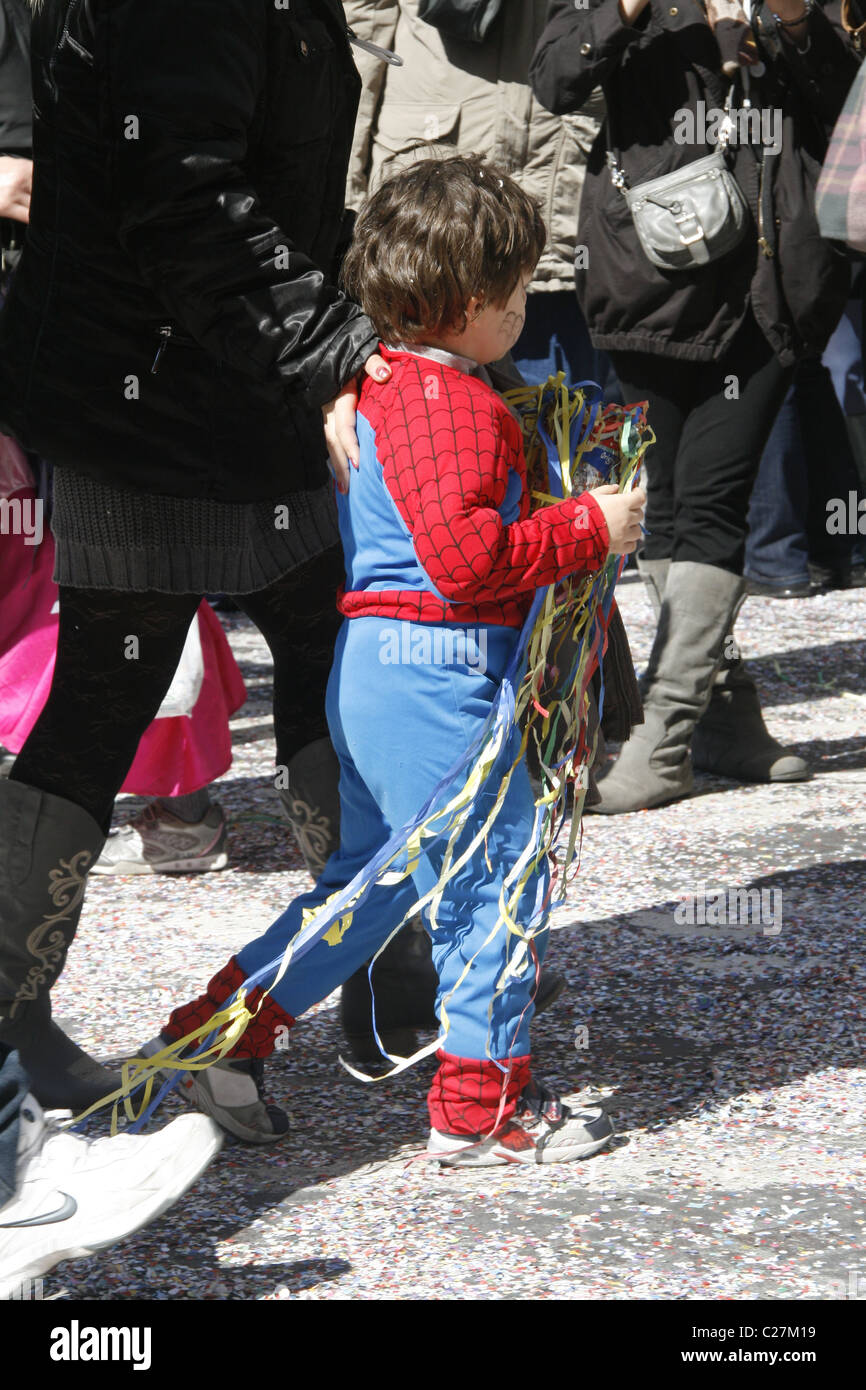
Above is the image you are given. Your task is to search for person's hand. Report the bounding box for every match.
[323,352,391,493]
[589,483,647,556]
[0,157,32,223]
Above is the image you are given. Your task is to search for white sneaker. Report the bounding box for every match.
[427,1081,613,1167]
[0,1094,222,1295]
[91,802,228,874]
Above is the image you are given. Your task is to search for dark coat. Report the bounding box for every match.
[0,0,379,502]
[0,0,30,158]
[530,0,863,365]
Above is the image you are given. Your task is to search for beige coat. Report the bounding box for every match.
[345,0,604,293]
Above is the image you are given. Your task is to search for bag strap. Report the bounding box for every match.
[841,0,866,51]
[605,81,740,196]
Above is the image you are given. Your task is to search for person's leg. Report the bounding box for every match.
[233,546,342,775]
[0,1044,27,1214]
[609,352,696,563]
[744,384,812,593]
[824,271,866,495]
[670,322,792,574]
[1,586,201,1109]
[796,356,864,582]
[513,291,600,388]
[594,321,801,813]
[237,550,454,1057]
[11,586,201,831]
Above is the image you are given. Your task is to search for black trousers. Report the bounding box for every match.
[611,314,793,575]
[10,548,344,834]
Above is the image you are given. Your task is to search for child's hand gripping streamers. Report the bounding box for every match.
[589,483,647,557]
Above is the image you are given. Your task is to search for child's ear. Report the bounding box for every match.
[466,295,486,323]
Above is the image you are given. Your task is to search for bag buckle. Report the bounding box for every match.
[675,209,706,247]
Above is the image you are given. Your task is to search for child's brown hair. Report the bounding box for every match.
[341,154,546,344]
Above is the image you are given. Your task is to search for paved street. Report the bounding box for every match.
[46,575,865,1301]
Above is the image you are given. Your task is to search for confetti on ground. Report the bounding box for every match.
[46,577,866,1301]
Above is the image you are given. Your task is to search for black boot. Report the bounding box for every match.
[340,920,440,1066]
[341,922,567,1068]
[278,737,341,879]
[0,780,122,1111]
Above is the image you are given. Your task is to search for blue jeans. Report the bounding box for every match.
[513,290,621,402]
[237,617,549,1062]
[745,353,863,583]
[0,1047,27,1212]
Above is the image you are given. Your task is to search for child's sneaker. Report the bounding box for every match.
[92,802,228,874]
[427,1081,613,1167]
[139,1037,289,1146]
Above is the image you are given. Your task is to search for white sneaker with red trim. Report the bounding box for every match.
[427,1081,613,1167]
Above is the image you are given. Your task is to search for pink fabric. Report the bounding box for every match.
[0,490,247,796]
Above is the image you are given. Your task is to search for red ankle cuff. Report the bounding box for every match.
[427,1050,532,1136]
[163,957,294,1059]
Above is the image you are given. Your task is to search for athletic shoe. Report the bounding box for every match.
[427,1080,613,1167]
[139,1037,290,1146]
[91,802,228,874]
[0,1094,222,1294]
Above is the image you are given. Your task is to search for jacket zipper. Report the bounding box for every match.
[151,325,174,375]
[346,28,403,66]
[757,156,774,259]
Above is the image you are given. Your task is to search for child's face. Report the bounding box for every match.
[426,272,534,365]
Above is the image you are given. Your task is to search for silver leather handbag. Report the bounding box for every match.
[606,138,750,271]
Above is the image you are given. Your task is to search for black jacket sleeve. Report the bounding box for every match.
[102,0,378,410]
[752,0,863,133]
[530,0,648,115]
[0,0,32,156]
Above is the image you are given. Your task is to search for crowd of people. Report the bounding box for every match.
[0,0,864,1296]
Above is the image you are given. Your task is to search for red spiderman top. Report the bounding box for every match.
[336,346,610,629]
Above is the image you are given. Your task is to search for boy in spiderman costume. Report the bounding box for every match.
[143,157,646,1165]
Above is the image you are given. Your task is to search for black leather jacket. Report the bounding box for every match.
[0,0,31,276]
[0,0,379,502]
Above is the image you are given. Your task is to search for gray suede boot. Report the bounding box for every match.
[637,557,810,785]
[0,779,123,1111]
[590,562,746,814]
[636,555,670,620]
[691,663,811,782]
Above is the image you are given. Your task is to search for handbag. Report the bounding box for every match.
[605,91,750,271]
[417,0,504,44]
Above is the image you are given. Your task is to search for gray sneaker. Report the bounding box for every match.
[92,802,228,874]
[139,1038,289,1146]
[427,1082,613,1167]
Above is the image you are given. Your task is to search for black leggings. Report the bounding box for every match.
[611,313,793,574]
[10,548,344,834]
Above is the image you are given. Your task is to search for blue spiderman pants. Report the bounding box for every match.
[166,616,551,1132]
